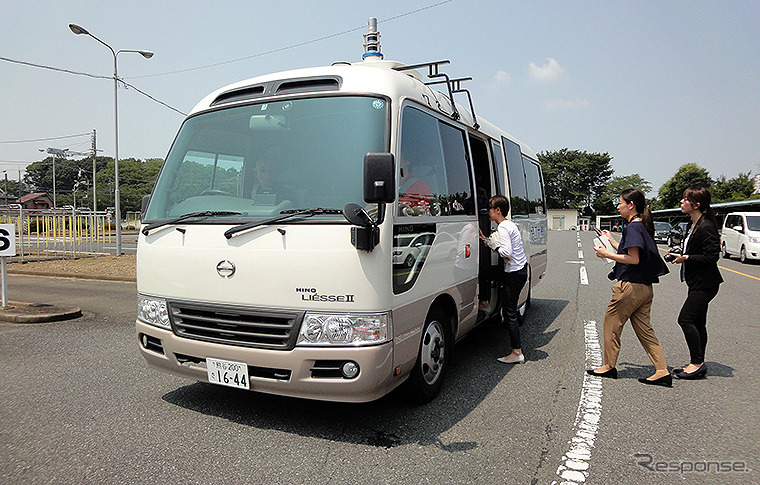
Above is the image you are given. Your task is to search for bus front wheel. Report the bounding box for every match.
[404,307,451,404]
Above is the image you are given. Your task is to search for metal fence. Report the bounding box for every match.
[0,206,123,260]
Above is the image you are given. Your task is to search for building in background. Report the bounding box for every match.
[547,209,579,230]
[16,192,53,210]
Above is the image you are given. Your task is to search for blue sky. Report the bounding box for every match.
[2,1,759,197]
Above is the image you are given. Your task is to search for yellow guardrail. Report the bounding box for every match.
[1,210,119,258]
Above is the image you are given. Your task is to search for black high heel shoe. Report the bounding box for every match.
[638,374,673,387]
[675,364,707,380]
[586,368,617,379]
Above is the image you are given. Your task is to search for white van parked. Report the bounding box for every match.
[721,212,760,263]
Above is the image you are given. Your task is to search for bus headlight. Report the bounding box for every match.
[297,312,390,346]
[137,295,170,329]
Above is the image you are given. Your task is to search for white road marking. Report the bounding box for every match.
[579,266,589,285]
[554,320,603,484]
[578,250,583,259]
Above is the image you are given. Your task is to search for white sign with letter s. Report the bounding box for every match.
[0,224,17,257]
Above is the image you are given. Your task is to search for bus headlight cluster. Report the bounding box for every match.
[297,312,389,346]
[137,295,170,329]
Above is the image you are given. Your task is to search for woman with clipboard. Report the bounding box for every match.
[589,189,672,387]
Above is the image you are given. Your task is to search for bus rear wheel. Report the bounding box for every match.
[404,307,451,404]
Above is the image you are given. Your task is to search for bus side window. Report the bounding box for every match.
[502,137,528,217]
[398,107,442,216]
[438,121,474,216]
[524,157,544,215]
[398,106,474,217]
[490,140,505,196]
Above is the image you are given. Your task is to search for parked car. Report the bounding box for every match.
[667,221,689,247]
[653,221,671,244]
[393,232,435,268]
[721,212,760,263]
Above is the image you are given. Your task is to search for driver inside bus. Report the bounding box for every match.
[398,154,432,216]
[252,156,291,204]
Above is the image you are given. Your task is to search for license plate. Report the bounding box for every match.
[206,358,249,390]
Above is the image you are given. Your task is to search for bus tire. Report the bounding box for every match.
[404,307,451,404]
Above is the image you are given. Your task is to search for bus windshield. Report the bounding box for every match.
[144,96,388,222]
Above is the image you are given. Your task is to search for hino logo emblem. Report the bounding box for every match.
[216,260,236,278]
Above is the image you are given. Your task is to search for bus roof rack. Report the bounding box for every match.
[426,77,479,129]
[394,60,460,121]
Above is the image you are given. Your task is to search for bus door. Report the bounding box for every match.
[502,137,531,304]
[469,134,500,311]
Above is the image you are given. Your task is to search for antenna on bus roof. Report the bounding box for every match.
[362,17,383,61]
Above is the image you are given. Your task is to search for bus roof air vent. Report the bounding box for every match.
[211,85,266,106]
[274,76,342,94]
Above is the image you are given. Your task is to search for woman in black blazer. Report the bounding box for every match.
[667,187,723,379]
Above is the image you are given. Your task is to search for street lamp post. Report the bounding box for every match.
[69,23,153,256]
[38,147,66,207]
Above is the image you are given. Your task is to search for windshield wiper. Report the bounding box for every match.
[142,210,242,236]
[224,207,343,239]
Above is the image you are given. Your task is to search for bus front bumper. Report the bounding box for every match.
[136,320,399,403]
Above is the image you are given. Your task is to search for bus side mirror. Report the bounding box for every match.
[363,153,395,204]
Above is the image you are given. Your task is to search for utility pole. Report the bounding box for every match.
[91,129,98,211]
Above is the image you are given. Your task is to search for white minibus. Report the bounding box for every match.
[136,19,547,403]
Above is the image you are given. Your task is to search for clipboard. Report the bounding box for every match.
[593,228,615,264]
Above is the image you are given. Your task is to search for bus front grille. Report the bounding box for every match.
[168,301,303,350]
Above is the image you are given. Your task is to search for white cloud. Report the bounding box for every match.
[492,70,512,85]
[529,57,565,82]
[545,98,590,111]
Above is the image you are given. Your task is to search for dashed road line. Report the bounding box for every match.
[554,320,603,484]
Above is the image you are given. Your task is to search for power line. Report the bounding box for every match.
[120,80,187,116]
[0,56,187,116]
[0,132,91,145]
[127,0,454,79]
[1,1,452,118]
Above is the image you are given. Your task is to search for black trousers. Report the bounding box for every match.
[677,285,719,365]
[500,266,528,349]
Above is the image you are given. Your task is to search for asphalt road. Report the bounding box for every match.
[1,231,758,484]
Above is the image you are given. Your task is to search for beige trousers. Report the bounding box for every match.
[603,280,667,371]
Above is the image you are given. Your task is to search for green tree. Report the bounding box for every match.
[712,172,754,203]
[24,156,163,212]
[658,163,712,209]
[595,173,653,214]
[538,149,614,211]
[1,179,23,202]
